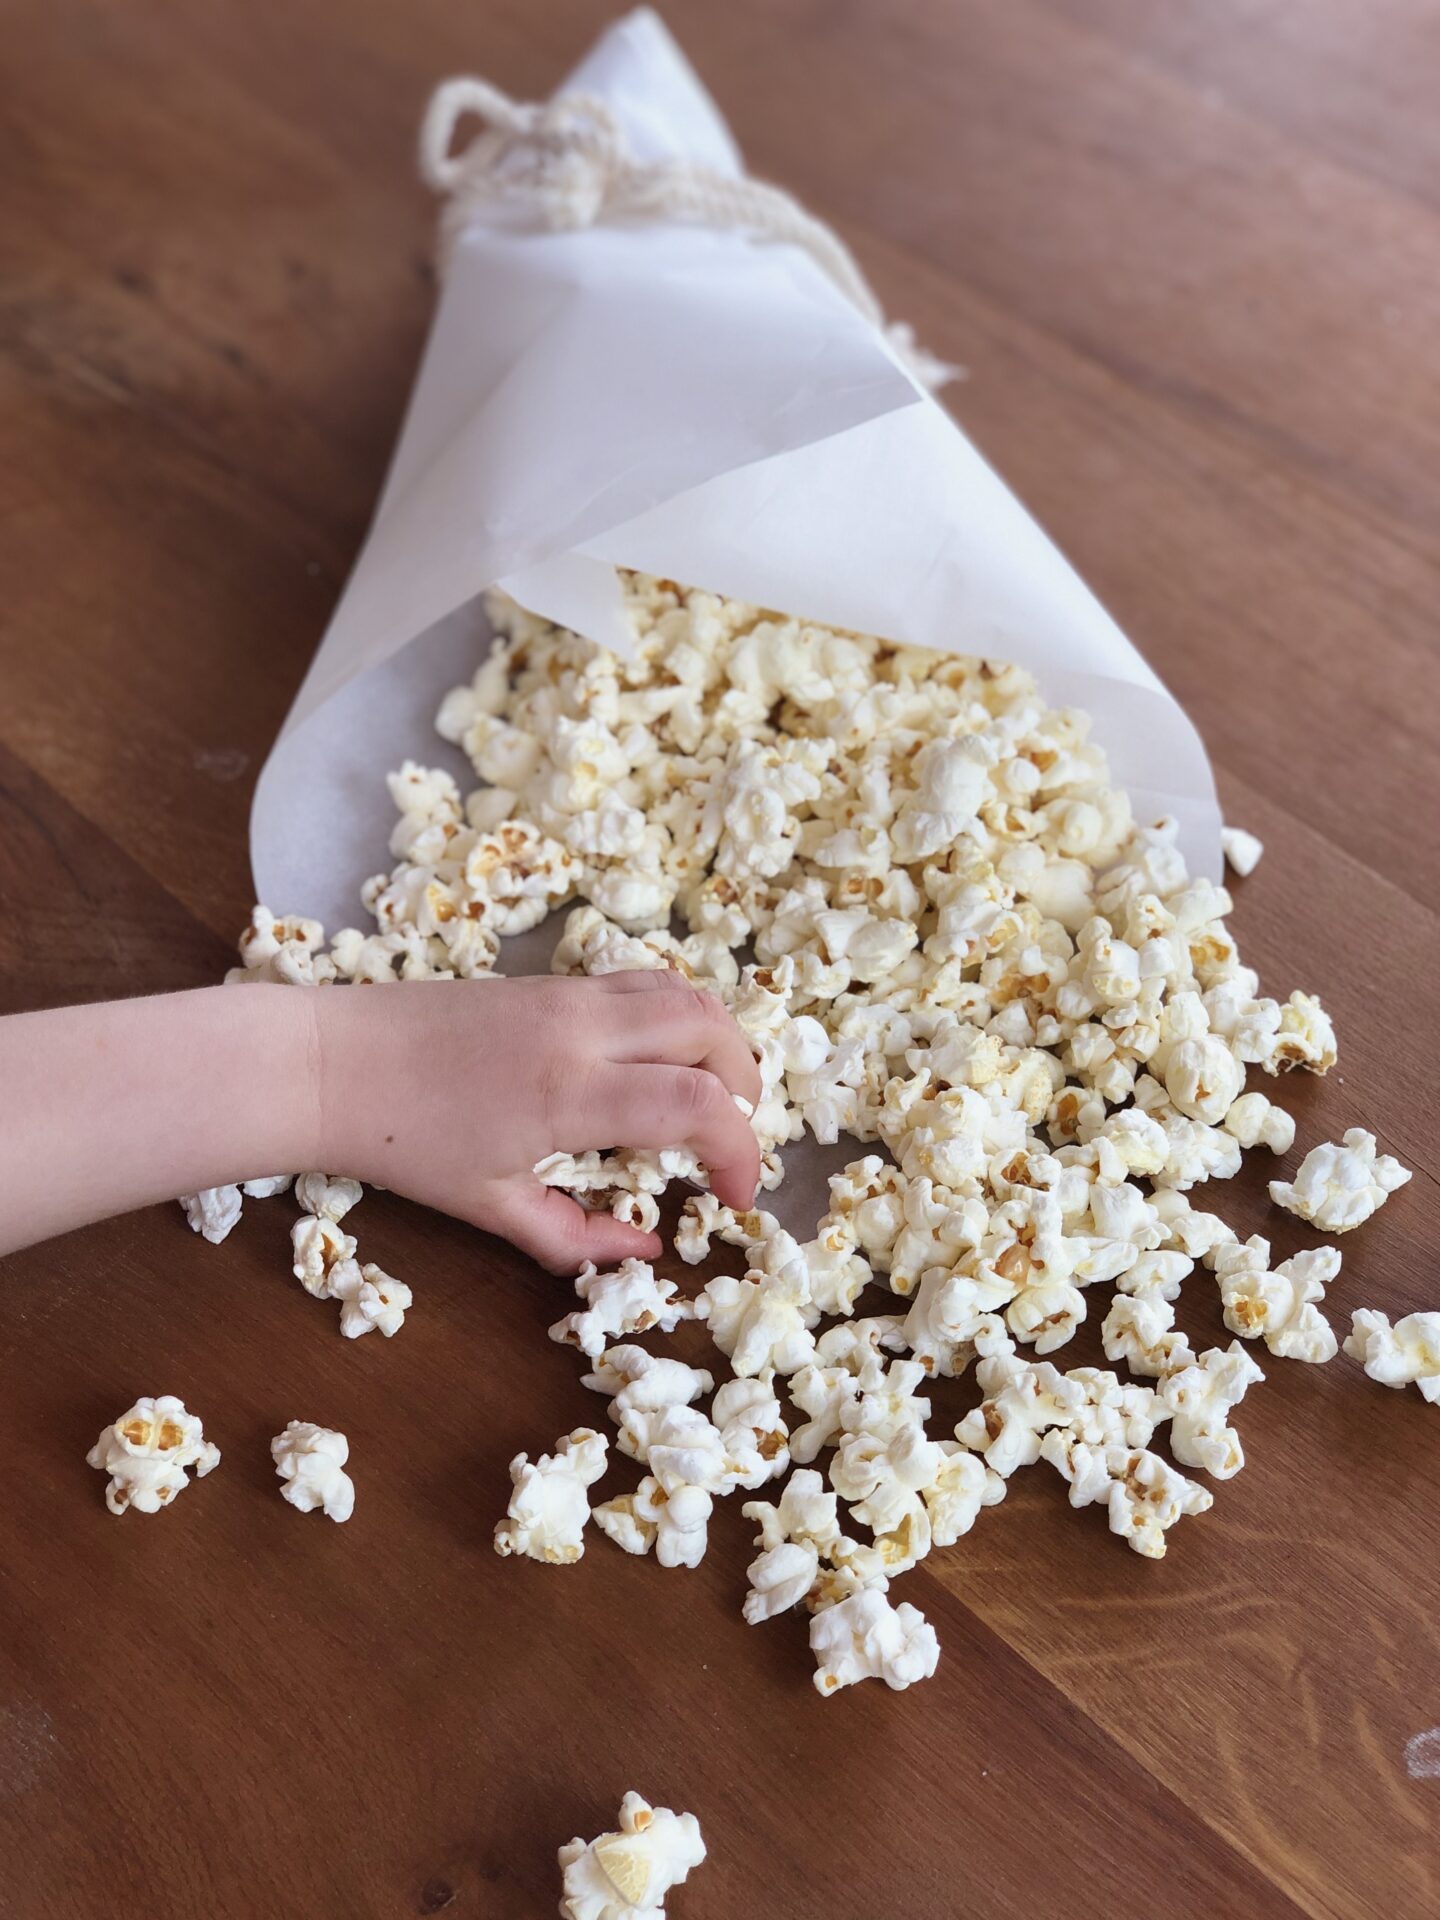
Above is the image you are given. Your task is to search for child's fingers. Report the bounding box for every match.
[580,1064,761,1210]
[603,983,763,1108]
[488,1183,662,1276]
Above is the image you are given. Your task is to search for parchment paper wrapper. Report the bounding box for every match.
[252,5,1221,935]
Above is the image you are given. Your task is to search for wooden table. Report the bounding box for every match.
[2,4,1436,1915]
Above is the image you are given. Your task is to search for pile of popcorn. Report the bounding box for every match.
[197,574,1429,1694]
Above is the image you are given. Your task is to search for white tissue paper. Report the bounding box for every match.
[251,6,1220,933]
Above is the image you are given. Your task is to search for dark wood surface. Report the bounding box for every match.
[2,4,1437,1916]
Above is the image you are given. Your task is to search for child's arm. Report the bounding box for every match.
[0,974,762,1269]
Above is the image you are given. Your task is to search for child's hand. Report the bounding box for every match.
[318,973,763,1273]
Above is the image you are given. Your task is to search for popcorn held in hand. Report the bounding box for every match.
[271,1421,355,1522]
[1268,1129,1411,1233]
[87,1396,220,1515]
[809,1587,940,1695]
[494,1428,609,1564]
[1345,1310,1440,1405]
[558,1791,705,1920]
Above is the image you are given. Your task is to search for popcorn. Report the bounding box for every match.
[271,1421,355,1521]
[494,1428,609,1564]
[1264,991,1337,1074]
[743,1538,820,1623]
[743,1468,844,1560]
[797,1216,873,1316]
[841,1355,933,1445]
[1150,1189,1236,1261]
[549,1260,694,1358]
[711,1375,790,1489]
[230,906,335,986]
[1041,1437,1213,1557]
[788,1358,869,1464]
[295,1172,363,1221]
[1220,826,1263,877]
[1268,1129,1412,1233]
[1222,1092,1295,1155]
[900,1267,1011,1376]
[179,1185,243,1245]
[922,1444,1006,1545]
[954,1335,1083,1475]
[1163,1034,1245,1126]
[291,1215,357,1298]
[624,1404,729,1498]
[1344,1310,1440,1404]
[1157,1345,1264,1478]
[830,1424,940,1570]
[558,1791,706,1920]
[809,1588,940,1694]
[331,1261,412,1339]
[594,1477,714,1569]
[87,1396,220,1515]
[1214,1239,1340,1363]
[1062,1368,1163,1450]
[1100,1292,1194,1379]
[241,1174,294,1200]
[698,1265,818,1377]
[584,1347,715,1434]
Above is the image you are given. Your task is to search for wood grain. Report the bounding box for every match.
[1,4,1437,1916]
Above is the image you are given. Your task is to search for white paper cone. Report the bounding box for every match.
[251,5,1220,933]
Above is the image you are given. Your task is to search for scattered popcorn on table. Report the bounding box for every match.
[1344,1310,1440,1405]
[87,1396,220,1515]
[494,1428,609,1564]
[1268,1129,1412,1233]
[558,1790,705,1920]
[192,571,1430,1693]
[271,1421,355,1522]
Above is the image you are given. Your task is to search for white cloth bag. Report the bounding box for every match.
[251,6,1220,932]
